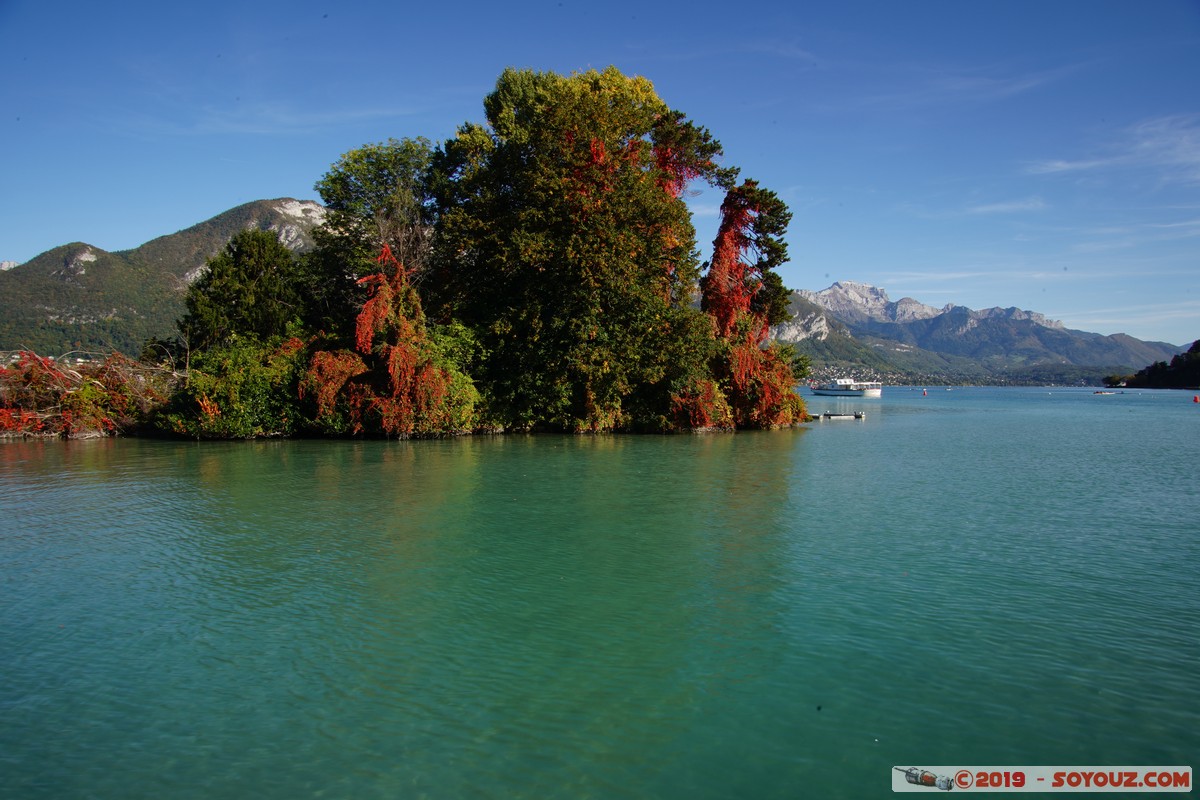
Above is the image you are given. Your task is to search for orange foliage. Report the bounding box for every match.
[701,186,805,428]
[1,350,174,437]
[705,189,757,339]
[301,350,367,419]
[671,378,734,430]
[304,244,466,437]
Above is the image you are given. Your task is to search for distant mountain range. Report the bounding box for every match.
[0,203,1186,384]
[772,280,1185,384]
[0,199,325,355]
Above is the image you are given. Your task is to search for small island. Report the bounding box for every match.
[1,67,807,439]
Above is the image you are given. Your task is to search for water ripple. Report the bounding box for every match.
[2,394,1198,797]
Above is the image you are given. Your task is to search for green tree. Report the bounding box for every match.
[314,137,435,270]
[428,67,735,431]
[1124,339,1200,388]
[299,137,437,340]
[179,228,301,351]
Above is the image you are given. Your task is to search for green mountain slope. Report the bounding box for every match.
[0,199,324,356]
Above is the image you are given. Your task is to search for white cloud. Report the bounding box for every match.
[898,196,1047,219]
[1025,158,1110,175]
[1027,113,1200,185]
[182,104,424,136]
[845,61,1085,114]
[1060,300,1200,339]
[965,197,1047,215]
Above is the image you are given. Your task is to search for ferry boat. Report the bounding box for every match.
[810,378,883,397]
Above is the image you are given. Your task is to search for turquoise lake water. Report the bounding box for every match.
[2,387,1197,798]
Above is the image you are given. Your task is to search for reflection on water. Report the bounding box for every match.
[2,395,1197,798]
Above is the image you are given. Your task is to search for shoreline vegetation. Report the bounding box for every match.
[1104,339,1200,390]
[2,67,810,440]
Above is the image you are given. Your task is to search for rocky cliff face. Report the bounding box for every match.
[267,199,327,251]
[797,280,942,324]
[971,305,1064,329]
[799,281,1064,330]
[771,305,832,343]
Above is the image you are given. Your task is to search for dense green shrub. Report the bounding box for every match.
[157,338,307,438]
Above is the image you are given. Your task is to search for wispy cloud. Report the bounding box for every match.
[1067,216,1200,253]
[965,197,1047,215]
[1147,217,1200,229]
[1027,113,1200,184]
[112,102,426,138]
[193,104,423,135]
[884,269,1014,282]
[1026,158,1108,175]
[900,196,1048,219]
[844,61,1085,114]
[743,40,822,63]
[1060,300,1200,338]
[686,202,722,218]
[622,35,822,67]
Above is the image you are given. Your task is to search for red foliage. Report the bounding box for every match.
[355,244,404,355]
[701,186,804,428]
[725,332,799,428]
[0,407,44,434]
[671,379,733,430]
[653,144,709,199]
[301,350,367,420]
[589,137,608,165]
[355,274,393,354]
[564,136,622,218]
[1,350,174,437]
[705,188,758,339]
[278,337,306,356]
[305,245,463,437]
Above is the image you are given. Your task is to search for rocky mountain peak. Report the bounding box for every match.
[974,306,1064,330]
[51,245,102,281]
[798,281,941,324]
[268,200,326,250]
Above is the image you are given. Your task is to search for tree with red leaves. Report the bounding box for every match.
[150,67,808,438]
[702,179,793,338]
[428,67,736,431]
[301,244,478,437]
[701,180,806,428]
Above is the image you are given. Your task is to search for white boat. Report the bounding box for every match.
[810,378,883,397]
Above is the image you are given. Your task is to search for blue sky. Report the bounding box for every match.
[2,0,1198,345]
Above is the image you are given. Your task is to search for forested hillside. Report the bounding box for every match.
[0,200,324,355]
[1110,340,1200,388]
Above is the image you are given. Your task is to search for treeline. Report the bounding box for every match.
[1106,339,1200,389]
[2,67,807,438]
